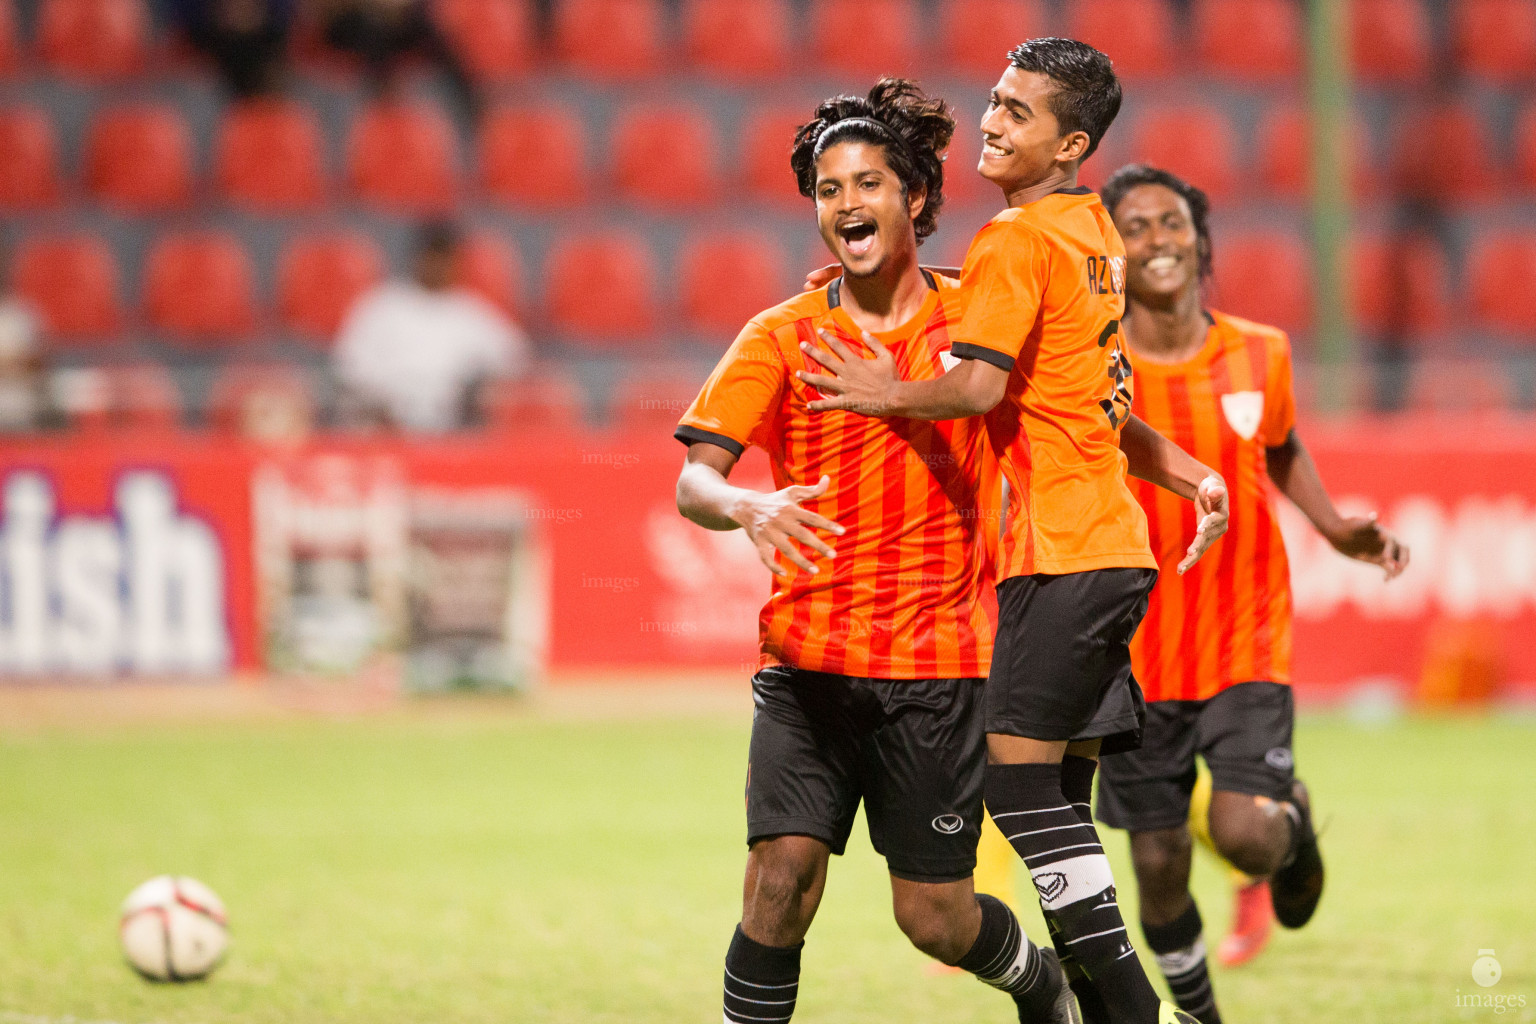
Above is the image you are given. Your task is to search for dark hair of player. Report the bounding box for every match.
[1005,37,1122,160]
[1100,163,1214,280]
[790,77,955,245]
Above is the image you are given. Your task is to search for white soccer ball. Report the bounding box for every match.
[119,875,229,981]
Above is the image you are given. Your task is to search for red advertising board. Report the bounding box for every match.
[0,417,1532,696]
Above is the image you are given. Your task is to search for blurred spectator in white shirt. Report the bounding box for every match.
[334,223,528,433]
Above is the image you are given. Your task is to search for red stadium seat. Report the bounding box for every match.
[277,232,385,342]
[432,0,534,81]
[678,231,786,336]
[455,231,523,315]
[1348,233,1451,338]
[544,232,657,342]
[1390,102,1502,201]
[1256,103,1379,198]
[347,101,459,213]
[1453,0,1536,83]
[37,0,149,79]
[480,104,586,208]
[1350,0,1431,84]
[810,0,920,78]
[1209,230,1312,333]
[1405,360,1512,413]
[0,109,62,210]
[1126,104,1240,199]
[208,363,317,439]
[486,369,586,430]
[215,99,327,212]
[1065,0,1175,78]
[553,0,664,79]
[937,0,1043,80]
[143,232,259,343]
[744,105,811,207]
[683,0,791,79]
[1514,103,1536,191]
[613,103,718,208]
[1194,0,1303,80]
[1466,230,1536,335]
[0,0,20,77]
[10,234,123,342]
[84,104,195,212]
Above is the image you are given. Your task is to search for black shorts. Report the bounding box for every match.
[1096,680,1297,833]
[745,666,986,884]
[985,567,1158,756]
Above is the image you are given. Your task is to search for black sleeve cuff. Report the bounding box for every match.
[674,424,746,457]
[949,343,1015,372]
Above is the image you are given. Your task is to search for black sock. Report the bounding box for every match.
[723,925,801,1024]
[1143,901,1221,1024]
[1054,755,1114,1024]
[987,761,1162,1024]
[955,893,1062,1020]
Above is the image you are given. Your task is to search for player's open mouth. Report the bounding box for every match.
[982,139,1010,158]
[1144,255,1180,277]
[838,220,878,258]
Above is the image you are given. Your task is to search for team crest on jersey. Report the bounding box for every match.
[1220,390,1264,440]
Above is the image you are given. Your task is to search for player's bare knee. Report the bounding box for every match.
[1210,810,1285,875]
[891,884,975,963]
[745,837,824,922]
[1130,826,1191,886]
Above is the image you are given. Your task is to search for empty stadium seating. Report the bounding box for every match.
[143,232,259,343]
[456,232,523,314]
[37,0,149,79]
[1452,0,1536,83]
[432,0,535,82]
[937,0,1043,80]
[0,107,61,209]
[1065,0,1176,78]
[744,106,813,207]
[1125,103,1240,199]
[678,231,787,336]
[1194,0,1303,80]
[810,0,921,78]
[277,232,386,342]
[1390,102,1502,201]
[1467,230,1536,336]
[553,0,665,79]
[613,103,718,208]
[347,101,459,213]
[683,0,792,79]
[543,232,657,343]
[84,104,196,212]
[480,104,588,208]
[10,234,123,342]
[215,100,328,212]
[1515,103,1536,192]
[1350,0,1433,84]
[1209,230,1313,334]
[1349,233,1451,339]
[0,0,19,77]
[1256,104,1380,198]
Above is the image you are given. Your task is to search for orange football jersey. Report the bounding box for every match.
[1128,310,1297,702]
[676,275,999,679]
[950,187,1156,579]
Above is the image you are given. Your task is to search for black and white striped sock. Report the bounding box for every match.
[723,925,801,1024]
[1054,754,1113,1024]
[986,761,1162,1024]
[1144,901,1222,1024]
[954,892,1063,1018]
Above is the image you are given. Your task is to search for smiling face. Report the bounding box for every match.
[1112,182,1203,306]
[977,67,1088,193]
[813,139,924,279]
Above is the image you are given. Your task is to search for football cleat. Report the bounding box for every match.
[1270,778,1325,928]
[1016,948,1082,1024]
[1218,877,1275,967]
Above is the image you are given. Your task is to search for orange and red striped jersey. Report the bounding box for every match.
[1128,309,1298,702]
[950,188,1156,579]
[676,275,998,679]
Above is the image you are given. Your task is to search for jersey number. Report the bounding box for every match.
[1096,318,1133,429]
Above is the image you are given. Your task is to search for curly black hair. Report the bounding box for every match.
[1100,163,1214,280]
[790,77,955,244]
[1006,37,1121,161]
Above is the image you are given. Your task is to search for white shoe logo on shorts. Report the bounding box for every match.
[931,813,964,834]
[1265,747,1294,770]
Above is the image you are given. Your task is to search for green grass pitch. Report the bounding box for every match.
[0,696,1532,1023]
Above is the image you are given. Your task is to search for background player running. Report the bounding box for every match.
[675,79,1077,1024]
[1094,164,1410,1024]
[796,39,1226,1024]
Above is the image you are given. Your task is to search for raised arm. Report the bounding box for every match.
[676,443,845,577]
[1266,429,1408,578]
[1120,414,1230,574]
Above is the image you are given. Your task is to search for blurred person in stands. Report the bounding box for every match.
[0,251,53,433]
[334,222,527,433]
[1095,164,1409,1023]
[169,0,294,97]
[317,0,479,123]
